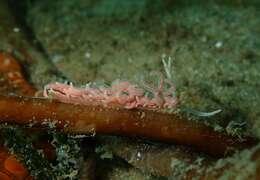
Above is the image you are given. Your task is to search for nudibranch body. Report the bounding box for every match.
[43,79,178,109]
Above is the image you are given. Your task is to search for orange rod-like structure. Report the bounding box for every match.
[0,95,256,157]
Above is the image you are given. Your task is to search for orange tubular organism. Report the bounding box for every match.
[0,94,256,157]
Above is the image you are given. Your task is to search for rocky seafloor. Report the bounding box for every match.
[2,0,260,179]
